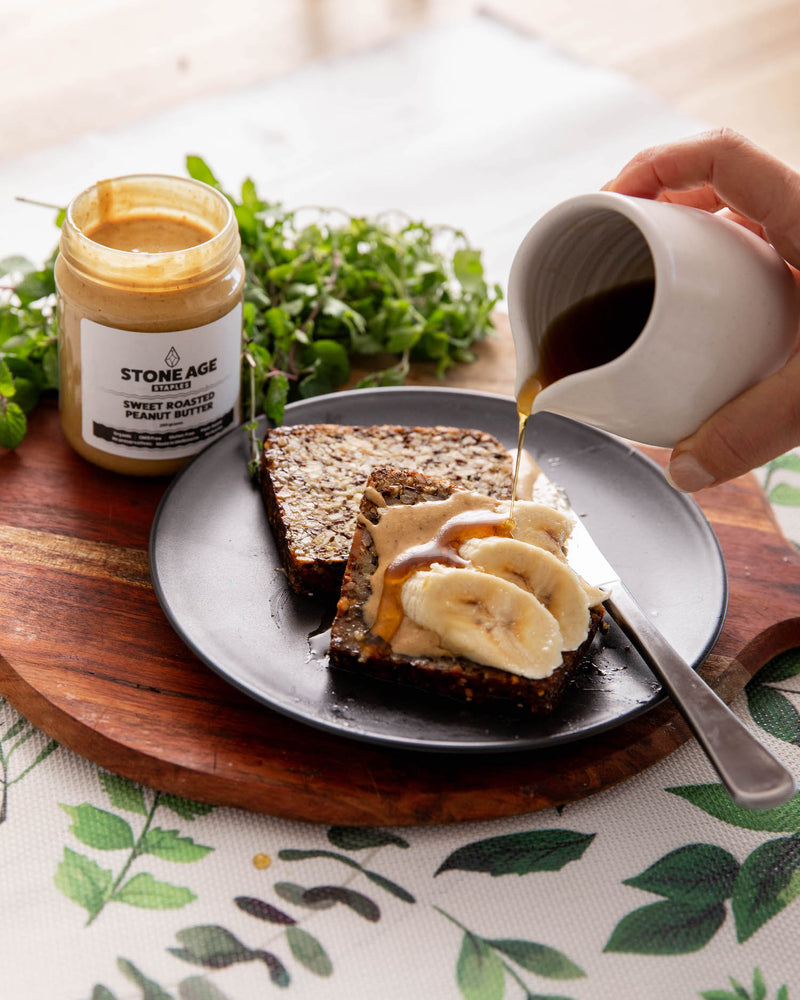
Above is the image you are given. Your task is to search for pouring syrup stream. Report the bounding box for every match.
[511,374,543,520]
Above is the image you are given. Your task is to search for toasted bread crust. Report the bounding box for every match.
[329,467,605,714]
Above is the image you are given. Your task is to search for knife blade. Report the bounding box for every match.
[566,514,797,810]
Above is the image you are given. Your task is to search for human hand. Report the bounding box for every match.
[604,128,800,492]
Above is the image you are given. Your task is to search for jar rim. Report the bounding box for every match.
[59,173,240,287]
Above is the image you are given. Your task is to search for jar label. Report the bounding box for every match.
[79,305,242,459]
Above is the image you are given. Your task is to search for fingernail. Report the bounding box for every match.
[665,453,715,492]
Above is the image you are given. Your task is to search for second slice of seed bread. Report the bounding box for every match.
[261,424,513,598]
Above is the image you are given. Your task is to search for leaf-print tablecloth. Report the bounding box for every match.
[2,16,800,1000]
[3,613,799,1000]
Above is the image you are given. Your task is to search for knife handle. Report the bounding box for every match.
[606,585,797,811]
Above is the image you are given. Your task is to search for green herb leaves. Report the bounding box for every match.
[0,359,26,448]
[0,252,58,449]
[185,156,501,431]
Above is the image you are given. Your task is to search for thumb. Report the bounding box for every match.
[665,352,800,491]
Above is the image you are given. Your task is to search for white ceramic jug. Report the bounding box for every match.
[508,191,800,447]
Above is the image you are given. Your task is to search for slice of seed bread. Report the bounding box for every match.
[261,424,512,598]
[329,466,605,714]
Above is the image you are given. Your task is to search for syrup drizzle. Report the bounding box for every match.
[367,374,543,649]
[370,508,513,645]
[512,374,542,521]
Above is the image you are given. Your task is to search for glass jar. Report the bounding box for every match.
[55,174,245,476]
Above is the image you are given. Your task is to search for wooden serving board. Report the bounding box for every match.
[2,389,800,827]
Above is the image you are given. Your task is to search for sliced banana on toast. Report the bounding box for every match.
[395,499,607,679]
[401,565,564,678]
[502,500,573,558]
[459,536,591,651]
[505,501,608,606]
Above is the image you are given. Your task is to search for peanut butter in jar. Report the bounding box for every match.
[55,174,245,476]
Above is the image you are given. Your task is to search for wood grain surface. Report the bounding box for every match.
[2,339,800,825]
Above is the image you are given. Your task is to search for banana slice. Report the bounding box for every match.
[504,501,573,558]
[460,536,591,650]
[401,564,564,678]
[504,501,606,607]
[580,579,609,608]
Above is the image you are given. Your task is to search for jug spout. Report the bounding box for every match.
[526,372,683,447]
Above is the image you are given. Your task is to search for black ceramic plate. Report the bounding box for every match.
[149,387,727,752]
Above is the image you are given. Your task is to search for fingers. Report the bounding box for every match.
[653,185,727,212]
[605,128,800,269]
[666,351,800,491]
[603,129,751,199]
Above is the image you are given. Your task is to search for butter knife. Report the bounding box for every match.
[567,515,797,810]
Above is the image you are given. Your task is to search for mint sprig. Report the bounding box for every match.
[0,252,58,449]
